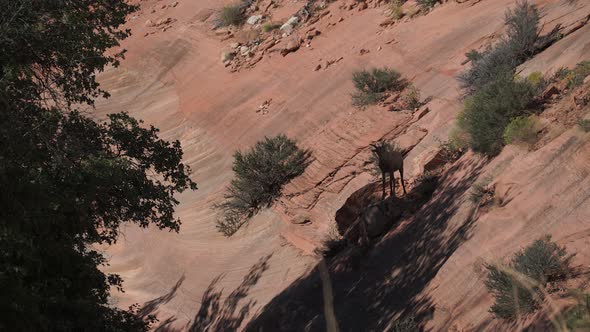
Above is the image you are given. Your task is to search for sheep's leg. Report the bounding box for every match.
[389,171,395,198]
[400,168,407,195]
[381,171,386,199]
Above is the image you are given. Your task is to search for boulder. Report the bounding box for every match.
[246,15,263,25]
[280,16,299,35]
[280,39,301,56]
[239,46,251,55]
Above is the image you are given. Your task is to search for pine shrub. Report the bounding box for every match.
[217,135,312,236]
[485,236,574,320]
[352,68,406,106]
[458,74,535,155]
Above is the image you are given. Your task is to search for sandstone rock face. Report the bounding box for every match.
[280,39,301,56]
[93,1,590,331]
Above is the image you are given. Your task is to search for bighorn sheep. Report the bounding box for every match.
[370,141,407,199]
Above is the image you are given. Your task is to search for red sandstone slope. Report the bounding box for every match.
[95,0,590,330]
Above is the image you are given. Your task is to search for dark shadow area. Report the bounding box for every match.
[246,156,486,331]
[150,254,272,332]
[187,254,272,331]
[139,274,186,318]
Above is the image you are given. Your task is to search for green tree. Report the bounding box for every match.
[0,0,197,330]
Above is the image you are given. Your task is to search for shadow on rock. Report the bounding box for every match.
[246,155,485,331]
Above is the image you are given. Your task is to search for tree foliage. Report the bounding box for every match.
[485,236,573,320]
[457,74,535,155]
[458,0,540,93]
[217,135,311,236]
[0,0,197,330]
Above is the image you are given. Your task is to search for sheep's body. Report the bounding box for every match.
[371,142,407,199]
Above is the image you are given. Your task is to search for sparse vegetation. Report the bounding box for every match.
[217,135,312,236]
[469,179,492,205]
[402,85,422,110]
[563,293,590,330]
[565,61,590,89]
[219,3,245,27]
[503,116,540,146]
[457,74,535,155]
[525,71,546,93]
[352,67,406,107]
[448,126,470,152]
[578,119,590,132]
[459,0,540,93]
[485,236,574,320]
[387,0,405,19]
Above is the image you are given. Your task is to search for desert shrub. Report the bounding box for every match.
[416,0,438,10]
[402,85,421,110]
[565,61,590,89]
[219,4,245,27]
[526,71,546,93]
[261,22,280,32]
[217,135,312,236]
[448,126,470,152]
[578,119,590,132]
[387,0,405,19]
[553,66,571,81]
[392,316,418,332]
[458,74,535,155]
[563,294,590,330]
[485,236,573,320]
[469,179,492,205]
[503,116,540,145]
[352,68,406,106]
[459,1,540,93]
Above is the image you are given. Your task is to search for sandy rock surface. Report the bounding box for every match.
[94,0,590,330]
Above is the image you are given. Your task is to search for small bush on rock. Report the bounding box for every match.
[217,134,312,236]
[503,116,540,146]
[563,293,590,330]
[219,4,245,27]
[565,61,590,89]
[458,74,535,155]
[387,0,405,19]
[352,67,406,106]
[459,0,540,93]
[485,236,574,320]
[578,119,590,132]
